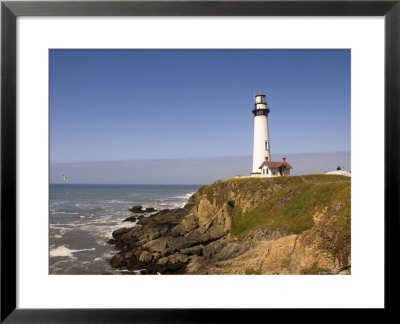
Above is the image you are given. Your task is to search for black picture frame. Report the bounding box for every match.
[1,0,399,322]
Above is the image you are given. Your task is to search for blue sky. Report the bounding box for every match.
[50,49,350,165]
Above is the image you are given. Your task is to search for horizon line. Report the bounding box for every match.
[50,151,351,165]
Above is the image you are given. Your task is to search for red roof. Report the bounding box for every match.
[259,161,293,169]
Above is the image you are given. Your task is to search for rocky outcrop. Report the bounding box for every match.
[109,196,236,274]
[128,205,157,213]
[109,175,351,275]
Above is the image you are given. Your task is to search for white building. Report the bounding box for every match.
[250,91,293,177]
[259,157,293,177]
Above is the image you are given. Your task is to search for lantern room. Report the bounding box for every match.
[252,91,269,116]
[255,91,266,104]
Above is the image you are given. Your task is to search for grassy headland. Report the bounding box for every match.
[110,174,351,274]
[197,174,351,267]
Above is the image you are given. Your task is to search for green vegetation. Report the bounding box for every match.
[203,187,228,208]
[197,185,207,195]
[304,184,351,268]
[196,174,351,267]
[229,175,350,239]
[206,189,214,205]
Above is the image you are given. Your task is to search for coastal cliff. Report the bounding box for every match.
[109,175,351,274]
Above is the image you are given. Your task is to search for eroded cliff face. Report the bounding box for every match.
[109,175,351,275]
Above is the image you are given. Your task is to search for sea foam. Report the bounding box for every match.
[50,245,95,258]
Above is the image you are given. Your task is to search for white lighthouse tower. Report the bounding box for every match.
[251,91,271,176]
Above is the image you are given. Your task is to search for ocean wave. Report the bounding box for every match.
[172,192,195,199]
[50,245,96,258]
[157,202,185,208]
[50,224,80,230]
[104,200,130,204]
[49,201,74,206]
[52,211,81,215]
[49,186,197,274]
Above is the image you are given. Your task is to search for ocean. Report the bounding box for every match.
[49,184,200,274]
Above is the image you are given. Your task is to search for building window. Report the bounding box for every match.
[266,168,269,175]
[265,141,269,150]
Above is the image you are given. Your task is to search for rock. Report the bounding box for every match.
[129,205,157,213]
[110,253,126,268]
[112,227,130,239]
[180,246,203,256]
[123,216,137,222]
[171,225,184,237]
[157,257,169,266]
[149,231,161,241]
[110,176,350,275]
[158,253,189,265]
[168,253,189,264]
[153,252,162,261]
[261,235,298,274]
[184,205,230,245]
[289,235,340,274]
[139,251,153,263]
[193,197,217,226]
[159,227,169,236]
[182,213,198,232]
[144,236,193,256]
[137,238,150,246]
[129,205,144,213]
[143,237,170,255]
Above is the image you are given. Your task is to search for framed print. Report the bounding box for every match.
[1,0,399,322]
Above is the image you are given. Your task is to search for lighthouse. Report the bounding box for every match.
[250,91,293,177]
[251,91,271,175]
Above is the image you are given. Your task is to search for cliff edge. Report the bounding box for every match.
[109,174,351,275]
